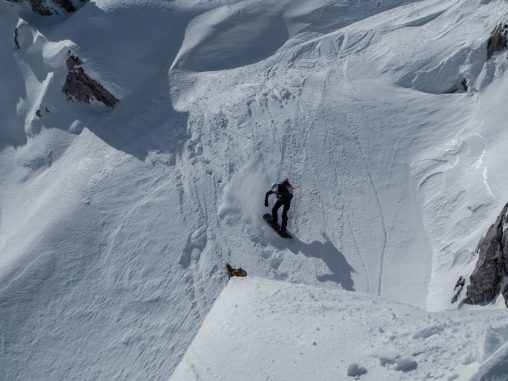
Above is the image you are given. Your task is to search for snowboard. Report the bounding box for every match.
[263,213,293,239]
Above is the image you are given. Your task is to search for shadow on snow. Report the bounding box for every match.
[271,233,356,291]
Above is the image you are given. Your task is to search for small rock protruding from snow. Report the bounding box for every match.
[451,276,465,303]
[487,23,508,60]
[13,27,20,49]
[460,78,468,92]
[13,19,30,50]
[226,263,247,279]
[346,363,367,378]
[63,54,119,108]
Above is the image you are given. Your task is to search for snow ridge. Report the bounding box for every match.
[172,277,508,381]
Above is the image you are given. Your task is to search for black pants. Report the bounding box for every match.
[272,200,290,229]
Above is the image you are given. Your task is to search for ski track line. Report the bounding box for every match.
[284,80,305,230]
[347,113,387,297]
[320,71,371,293]
[336,57,387,297]
[327,119,371,294]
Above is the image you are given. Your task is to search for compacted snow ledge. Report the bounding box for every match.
[171,277,507,381]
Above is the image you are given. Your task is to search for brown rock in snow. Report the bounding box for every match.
[63,55,119,108]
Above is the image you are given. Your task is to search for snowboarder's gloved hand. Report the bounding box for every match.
[264,200,269,207]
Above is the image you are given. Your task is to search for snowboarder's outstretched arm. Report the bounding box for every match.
[265,183,278,206]
[264,190,274,207]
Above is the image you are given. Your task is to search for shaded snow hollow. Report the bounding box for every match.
[3,0,508,380]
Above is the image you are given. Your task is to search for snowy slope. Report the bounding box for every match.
[172,277,508,381]
[2,0,508,379]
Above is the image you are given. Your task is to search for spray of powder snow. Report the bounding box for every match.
[218,153,278,236]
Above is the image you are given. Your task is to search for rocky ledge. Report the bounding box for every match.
[487,23,508,60]
[63,55,119,108]
[7,0,88,16]
[459,203,508,307]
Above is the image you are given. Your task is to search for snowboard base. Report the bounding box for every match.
[263,213,292,239]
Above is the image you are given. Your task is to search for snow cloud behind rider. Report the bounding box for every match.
[264,178,293,233]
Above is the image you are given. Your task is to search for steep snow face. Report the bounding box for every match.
[2,0,508,379]
[170,0,508,311]
[172,277,508,381]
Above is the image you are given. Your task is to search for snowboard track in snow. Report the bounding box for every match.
[321,72,372,293]
[339,52,387,296]
[348,112,388,297]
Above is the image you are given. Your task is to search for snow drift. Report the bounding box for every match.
[171,277,508,381]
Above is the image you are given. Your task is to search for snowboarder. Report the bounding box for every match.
[264,178,293,233]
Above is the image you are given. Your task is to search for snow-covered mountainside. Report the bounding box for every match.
[2,0,508,379]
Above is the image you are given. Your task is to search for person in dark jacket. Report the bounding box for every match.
[264,178,293,233]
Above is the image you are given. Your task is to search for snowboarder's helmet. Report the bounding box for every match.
[282,178,293,194]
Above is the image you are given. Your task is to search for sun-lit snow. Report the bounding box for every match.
[2,0,508,379]
[171,277,508,381]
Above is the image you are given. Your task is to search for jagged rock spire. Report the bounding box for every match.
[463,203,508,306]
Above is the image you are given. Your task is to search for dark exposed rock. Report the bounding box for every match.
[63,55,119,108]
[487,23,508,60]
[54,0,75,12]
[29,0,53,16]
[66,55,83,70]
[502,283,508,308]
[451,276,465,304]
[226,263,247,279]
[7,0,88,16]
[13,27,20,49]
[463,203,508,306]
[455,276,465,290]
[461,78,468,92]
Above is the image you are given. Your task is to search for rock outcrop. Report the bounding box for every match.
[487,23,508,60]
[7,0,88,16]
[451,276,465,304]
[460,78,468,92]
[63,55,119,108]
[30,0,53,15]
[463,203,508,306]
[13,27,20,49]
[53,0,77,12]
[226,263,247,279]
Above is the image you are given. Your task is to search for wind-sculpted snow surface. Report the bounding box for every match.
[3,0,508,379]
[172,277,508,381]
